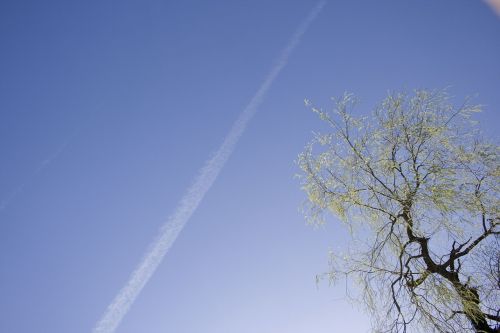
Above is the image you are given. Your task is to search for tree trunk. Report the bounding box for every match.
[452,282,495,333]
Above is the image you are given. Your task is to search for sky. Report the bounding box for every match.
[0,1,499,332]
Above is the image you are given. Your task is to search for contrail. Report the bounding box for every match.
[0,131,77,214]
[0,104,102,214]
[92,2,326,332]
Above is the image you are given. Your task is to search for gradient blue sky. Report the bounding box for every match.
[1,1,499,332]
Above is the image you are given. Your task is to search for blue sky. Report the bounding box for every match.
[0,1,499,332]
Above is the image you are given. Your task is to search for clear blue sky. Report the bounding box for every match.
[0,1,499,332]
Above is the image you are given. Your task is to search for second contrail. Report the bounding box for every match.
[93,2,326,332]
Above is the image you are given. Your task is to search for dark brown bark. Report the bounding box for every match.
[402,210,497,333]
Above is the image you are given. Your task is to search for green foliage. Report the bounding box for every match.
[298,89,499,333]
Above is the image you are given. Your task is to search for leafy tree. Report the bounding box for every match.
[298,90,499,332]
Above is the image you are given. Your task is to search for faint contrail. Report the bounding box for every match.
[0,131,76,214]
[92,2,326,332]
[0,104,102,214]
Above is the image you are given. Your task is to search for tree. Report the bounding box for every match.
[297,89,499,333]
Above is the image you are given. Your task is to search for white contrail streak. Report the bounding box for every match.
[92,2,326,332]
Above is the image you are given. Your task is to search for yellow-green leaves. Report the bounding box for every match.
[298,89,499,333]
